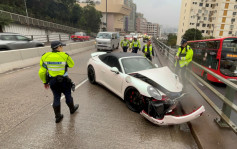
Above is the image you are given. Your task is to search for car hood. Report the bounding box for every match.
[131,66,183,93]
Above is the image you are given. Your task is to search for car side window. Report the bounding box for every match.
[1,35,16,41]
[100,56,121,72]
[16,35,29,41]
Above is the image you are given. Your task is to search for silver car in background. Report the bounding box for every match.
[95,32,120,51]
[0,33,44,51]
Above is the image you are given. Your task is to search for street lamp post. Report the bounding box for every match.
[194,14,199,40]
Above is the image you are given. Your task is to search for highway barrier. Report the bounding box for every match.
[153,38,237,134]
[0,40,95,73]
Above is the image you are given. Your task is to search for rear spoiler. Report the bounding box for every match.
[91,52,107,57]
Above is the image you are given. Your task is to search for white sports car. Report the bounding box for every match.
[87,52,205,125]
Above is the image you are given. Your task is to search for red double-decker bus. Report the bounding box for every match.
[188,37,237,83]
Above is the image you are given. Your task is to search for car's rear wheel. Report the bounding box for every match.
[88,65,96,84]
[124,88,144,113]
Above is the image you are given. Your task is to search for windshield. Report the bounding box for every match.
[75,32,83,36]
[121,57,156,74]
[220,38,237,77]
[126,35,132,38]
[96,33,111,39]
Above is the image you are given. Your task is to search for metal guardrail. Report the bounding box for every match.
[0,9,80,33]
[153,38,237,134]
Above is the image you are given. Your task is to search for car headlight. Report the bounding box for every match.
[147,86,162,100]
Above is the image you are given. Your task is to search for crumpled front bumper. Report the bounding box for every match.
[140,106,205,125]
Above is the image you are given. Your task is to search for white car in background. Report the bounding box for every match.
[87,52,205,125]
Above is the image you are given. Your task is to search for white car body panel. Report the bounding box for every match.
[140,106,205,125]
[87,52,205,126]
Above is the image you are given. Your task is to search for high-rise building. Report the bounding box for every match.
[124,0,137,32]
[78,0,131,32]
[177,0,237,45]
[136,14,148,34]
[147,22,160,38]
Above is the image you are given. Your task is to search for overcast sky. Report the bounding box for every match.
[133,0,182,28]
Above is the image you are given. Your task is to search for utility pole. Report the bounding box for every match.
[106,0,108,31]
[194,14,198,40]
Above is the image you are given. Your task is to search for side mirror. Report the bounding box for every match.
[110,67,119,74]
[155,64,158,68]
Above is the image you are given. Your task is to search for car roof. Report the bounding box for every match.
[100,52,143,60]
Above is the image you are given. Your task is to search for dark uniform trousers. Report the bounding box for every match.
[175,65,187,85]
[132,47,139,53]
[49,76,73,107]
[123,47,128,52]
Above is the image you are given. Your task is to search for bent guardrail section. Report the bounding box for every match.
[0,40,95,73]
[153,38,237,134]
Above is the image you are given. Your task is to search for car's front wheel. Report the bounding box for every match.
[88,65,96,84]
[124,88,144,113]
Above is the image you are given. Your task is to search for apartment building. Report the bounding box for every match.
[136,16,148,34]
[147,22,160,38]
[78,0,131,32]
[177,0,237,45]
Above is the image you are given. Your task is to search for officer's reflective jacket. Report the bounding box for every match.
[143,44,153,57]
[175,45,193,67]
[39,52,74,83]
[130,40,141,48]
[120,39,130,47]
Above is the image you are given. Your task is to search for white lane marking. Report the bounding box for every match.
[198,81,204,87]
[51,78,88,105]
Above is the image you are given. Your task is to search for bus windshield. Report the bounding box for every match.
[96,33,111,39]
[220,38,237,77]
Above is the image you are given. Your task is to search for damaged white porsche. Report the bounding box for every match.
[87,52,205,125]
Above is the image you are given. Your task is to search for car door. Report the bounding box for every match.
[15,35,33,49]
[100,56,124,96]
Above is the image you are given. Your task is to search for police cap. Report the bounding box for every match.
[51,41,66,49]
[181,39,187,45]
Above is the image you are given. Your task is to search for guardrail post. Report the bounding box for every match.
[215,80,237,127]
[46,35,50,43]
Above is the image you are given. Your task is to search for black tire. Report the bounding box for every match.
[124,88,144,113]
[88,65,96,84]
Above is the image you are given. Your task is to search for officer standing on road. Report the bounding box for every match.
[39,41,79,123]
[120,36,130,52]
[142,40,154,61]
[175,39,193,85]
[129,36,141,53]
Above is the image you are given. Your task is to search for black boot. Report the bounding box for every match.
[66,100,79,114]
[53,105,63,123]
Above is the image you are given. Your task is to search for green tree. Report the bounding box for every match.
[167,33,177,47]
[182,28,203,41]
[202,36,215,39]
[0,15,12,32]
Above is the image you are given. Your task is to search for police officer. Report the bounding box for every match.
[129,36,141,53]
[120,36,130,52]
[142,40,154,61]
[175,39,193,85]
[39,41,79,123]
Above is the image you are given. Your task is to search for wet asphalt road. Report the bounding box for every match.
[0,40,198,149]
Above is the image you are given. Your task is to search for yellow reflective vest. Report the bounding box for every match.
[120,39,130,47]
[130,40,141,48]
[144,44,153,57]
[39,52,74,83]
[175,45,193,67]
